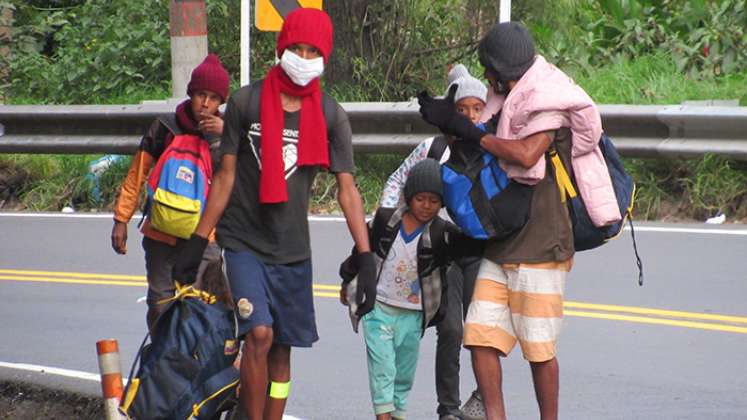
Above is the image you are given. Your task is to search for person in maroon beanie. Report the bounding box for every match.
[172,8,376,420]
[111,53,230,330]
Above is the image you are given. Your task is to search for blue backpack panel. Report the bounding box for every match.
[434,137,532,240]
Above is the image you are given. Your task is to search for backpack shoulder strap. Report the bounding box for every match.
[247,82,262,124]
[321,93,339,131]
[428,135,449,161]
[157,114,180,136]
[426,216,448,257]
[371,207,397,257]
[547,143,577,203]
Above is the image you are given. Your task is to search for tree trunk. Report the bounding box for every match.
[325,0,369,87]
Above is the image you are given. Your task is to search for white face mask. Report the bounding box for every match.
[279,49,324,87]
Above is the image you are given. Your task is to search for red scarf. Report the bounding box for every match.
[175,100,200,134]
[259,65,329,203]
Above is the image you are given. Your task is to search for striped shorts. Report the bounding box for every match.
[463,258,572,362]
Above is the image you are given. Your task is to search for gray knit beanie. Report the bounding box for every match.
[404,158,443,204]
[446,64,488,104]
[478,22,536,82]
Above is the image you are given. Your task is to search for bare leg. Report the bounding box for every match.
[264,343,291,420]
[240,326,274,420]
[376,413,392,420]
[530,357,559,420]
[470,346,506,420]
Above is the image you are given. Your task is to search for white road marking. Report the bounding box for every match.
[0,361,104,382]
[0,212,348,222]
[625,225,747,235]
[3,212,746,234]
[0,361,303,419]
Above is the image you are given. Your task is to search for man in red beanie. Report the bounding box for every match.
[111,53,230,330]
[172,8,376,420]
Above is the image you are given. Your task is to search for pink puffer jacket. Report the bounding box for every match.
[495,55,620,227]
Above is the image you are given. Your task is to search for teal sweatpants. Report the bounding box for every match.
[362,302,423,419]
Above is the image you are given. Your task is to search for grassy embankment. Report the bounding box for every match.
[2,55,747,221]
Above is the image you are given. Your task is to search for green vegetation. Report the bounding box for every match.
[1,0,746,221]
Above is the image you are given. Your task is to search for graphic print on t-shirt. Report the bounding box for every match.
[247,122,300,179]
[376,232,422,310]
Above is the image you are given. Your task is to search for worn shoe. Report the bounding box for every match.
[439,414,461,420]
[460,390,485,420]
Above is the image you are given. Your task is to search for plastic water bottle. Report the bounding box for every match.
[88,154,122,176]
[87,154,122,204]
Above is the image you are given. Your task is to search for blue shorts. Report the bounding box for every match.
[223,248,319,347]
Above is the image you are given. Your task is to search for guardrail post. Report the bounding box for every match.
[96,339,124,420]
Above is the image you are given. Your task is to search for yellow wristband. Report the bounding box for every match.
[269,380,291,399]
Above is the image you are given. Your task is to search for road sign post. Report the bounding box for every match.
[241,0,252,86]
[499,0,511,22]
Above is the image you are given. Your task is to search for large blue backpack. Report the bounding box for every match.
[549,133,644,285]
[429,135,532,240]
[119,285,240,420]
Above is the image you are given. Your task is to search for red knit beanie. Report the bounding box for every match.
[276,8,333,62]
[187,53,230,102]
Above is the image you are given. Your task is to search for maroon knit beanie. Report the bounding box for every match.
[276,8,333,62]
[187,54,230,102]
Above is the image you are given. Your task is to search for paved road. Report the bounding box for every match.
[1,213,746,419]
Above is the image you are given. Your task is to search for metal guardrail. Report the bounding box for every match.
[1,102,747,159]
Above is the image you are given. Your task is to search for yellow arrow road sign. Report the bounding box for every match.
[255,0,324,31]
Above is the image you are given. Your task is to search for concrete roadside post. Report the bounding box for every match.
[96,339,124,420]
[169,0,208,99]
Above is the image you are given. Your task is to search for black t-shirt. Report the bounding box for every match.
[216,81,354,264]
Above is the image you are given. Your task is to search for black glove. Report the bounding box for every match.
[172,233,208,285]
[354,252,378,317]
[417,84,486,144]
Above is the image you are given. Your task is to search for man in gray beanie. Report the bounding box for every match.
[478,21,536,94]
[418,21,595,420]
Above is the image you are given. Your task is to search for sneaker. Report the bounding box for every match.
[439,414,461,420]
[460,390,485,420]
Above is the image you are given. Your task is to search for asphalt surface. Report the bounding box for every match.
[1,213,746,419]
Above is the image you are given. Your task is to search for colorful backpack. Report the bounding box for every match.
[146,133,213,239]
[429,135,532,240]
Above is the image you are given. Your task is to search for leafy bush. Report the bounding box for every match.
[572,54,747,105]
[7,0,170,104]
[325,0,497,101]
[0,154,131,211]
[626,156,747,221]
[574,0,745,77]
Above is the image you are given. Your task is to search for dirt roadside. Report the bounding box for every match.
[0,380,103,420]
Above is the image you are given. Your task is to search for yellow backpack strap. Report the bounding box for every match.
[548,148,577,203]
[157,282,217,306]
